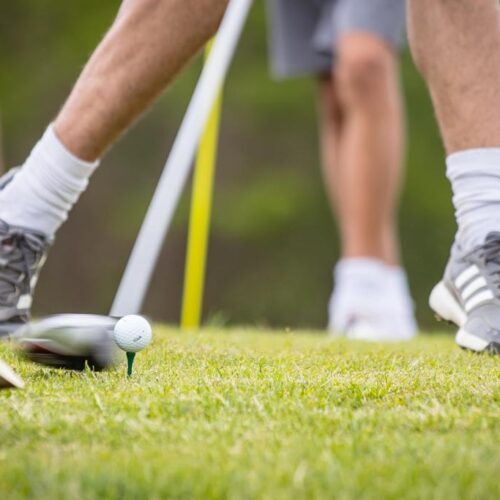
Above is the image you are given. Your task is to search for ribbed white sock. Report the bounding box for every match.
[447,148,500,251]
[0,125,99,237]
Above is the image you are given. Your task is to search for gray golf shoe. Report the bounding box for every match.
[430,232,500,354]
[0,168,51,335]
[0,221,51,335]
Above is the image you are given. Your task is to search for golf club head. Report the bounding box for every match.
[14,314,119,371]
[0,359,24,390]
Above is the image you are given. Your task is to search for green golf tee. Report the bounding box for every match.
[126,352,136,377]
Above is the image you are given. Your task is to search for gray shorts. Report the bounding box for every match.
[267,0,406,78]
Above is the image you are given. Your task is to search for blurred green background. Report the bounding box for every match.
[0,1,455,330]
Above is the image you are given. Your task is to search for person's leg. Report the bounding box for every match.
[408,0,500,154]
[0,0,228,236]
[319,34,404,264]
[0,0,227,327]
[318,34,416,340]
[408,0,500,352]
[408,0,500,252]
[317,77,343,218]
[56,0,228,162]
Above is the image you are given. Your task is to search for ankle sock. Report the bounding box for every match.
[447,148,500,251]
[0,125,99,237]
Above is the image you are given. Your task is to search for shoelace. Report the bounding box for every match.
[0,230,46,305]
[472,233,500,295]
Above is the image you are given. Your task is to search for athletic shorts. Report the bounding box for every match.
[267,0,406,78]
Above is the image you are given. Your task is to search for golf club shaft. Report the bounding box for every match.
[110,0,252,317]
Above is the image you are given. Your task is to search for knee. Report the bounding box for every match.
[336,37,397,106]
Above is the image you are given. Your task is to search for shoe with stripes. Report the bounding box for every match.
[430,232,500,353]
[0,169,51,336]
[0,220,51,336]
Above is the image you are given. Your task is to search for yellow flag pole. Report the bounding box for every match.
[181,43,223,330]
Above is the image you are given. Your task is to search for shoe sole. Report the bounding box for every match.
[429,281,498,353]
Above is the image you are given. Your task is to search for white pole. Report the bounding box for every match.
[111,0,253,317]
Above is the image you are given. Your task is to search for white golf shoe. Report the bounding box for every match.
[328,260,418,342]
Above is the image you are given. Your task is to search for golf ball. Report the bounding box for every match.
[113,315,152,353]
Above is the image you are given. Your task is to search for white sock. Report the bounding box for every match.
[333,258,389,300]
[447,148,500,251]
[0,125,99,237]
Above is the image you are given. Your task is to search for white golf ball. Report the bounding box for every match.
[113,315,152,353]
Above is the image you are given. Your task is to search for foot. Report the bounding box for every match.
[0,220,51,336]
[0,359,24,389]
[329,300,418,341]
[430,233,500,354]
[328,261,418,342]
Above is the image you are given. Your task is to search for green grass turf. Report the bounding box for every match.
[0,328,499,500]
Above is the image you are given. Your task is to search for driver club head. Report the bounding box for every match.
[0,359,24,390]
[14,314,119,371]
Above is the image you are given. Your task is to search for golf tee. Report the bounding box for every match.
[126,352,136,377]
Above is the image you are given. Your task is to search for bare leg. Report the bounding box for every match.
[55,0,228,161]
[408,0,500,153]
[0,0,229,238]
[319,34,416,340]
[0,0,232,327]
[318,33,405,265]
[317,77,343,220]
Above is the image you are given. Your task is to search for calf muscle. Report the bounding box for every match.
[55,0,229,161]
[407,0,500,153]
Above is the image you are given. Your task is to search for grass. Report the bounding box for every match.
[0,328,499,500]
